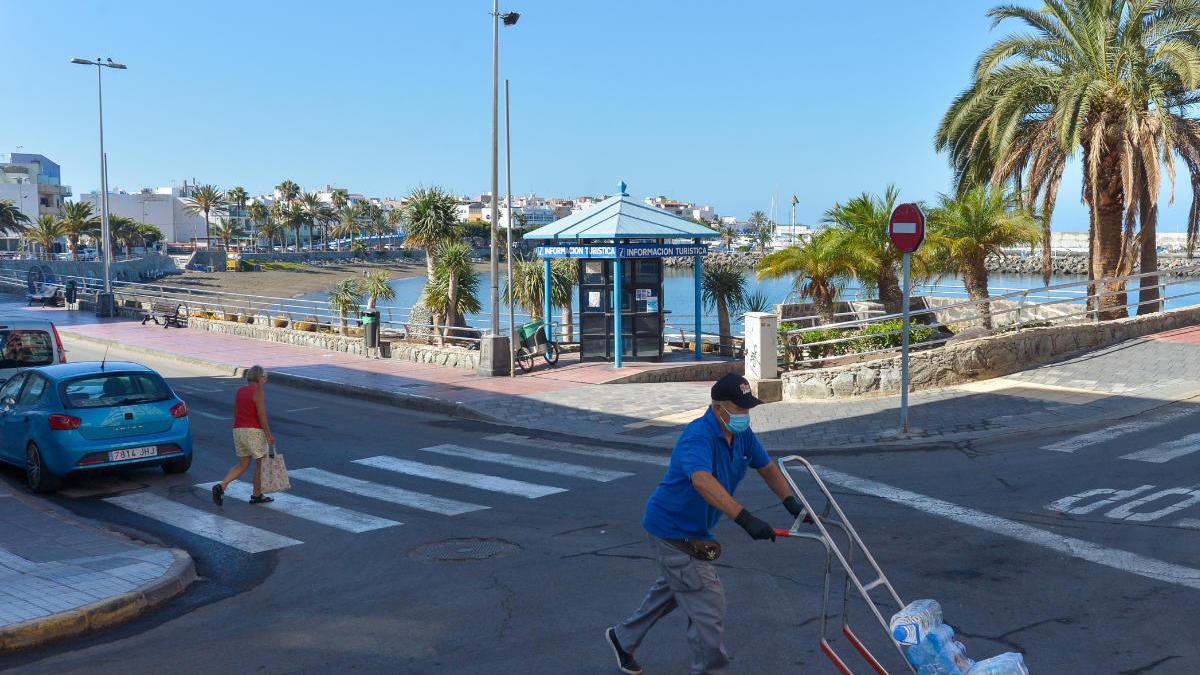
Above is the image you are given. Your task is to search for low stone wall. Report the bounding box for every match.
[186,316,479,370]
[240,251,417,264]
[923,295,1085,329]
[782,304,1200,399]
[0,254,179,282]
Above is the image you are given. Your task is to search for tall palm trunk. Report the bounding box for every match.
[1137,200,1161,315]
[877,264,904,314]
[716,297,731,356]
[445,273,460,338]
[813,284,837,325]
[1087,129,1130,321]
[963,255,992,329]
[203,208,210,242]
[560,305,572,343]
[424,248,436,282]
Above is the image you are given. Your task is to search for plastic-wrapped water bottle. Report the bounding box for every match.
[904,624,976,675]
[891,599,943,646]
[966,652,1029,675]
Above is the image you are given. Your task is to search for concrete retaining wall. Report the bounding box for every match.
[240,251,418,264]
[0,254,179,282]
[923,295,1085,330]
[782,304,1200,400]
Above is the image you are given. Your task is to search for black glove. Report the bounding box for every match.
[782,496,813,523]
[734,508,776,541]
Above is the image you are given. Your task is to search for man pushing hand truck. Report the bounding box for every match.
[606,374,804,675]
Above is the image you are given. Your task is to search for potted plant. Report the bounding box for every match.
[271,315,289,328]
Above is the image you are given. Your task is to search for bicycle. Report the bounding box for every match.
[514,319,560,373]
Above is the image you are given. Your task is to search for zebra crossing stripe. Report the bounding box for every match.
[354,456,566,498]
[104,492,302,553]
[1041,407,1198,453]
[419,444,634,482]
[1119,431,1200,464]
[195,482,401,533]
[484,433,670,467]
[288,467,488,516]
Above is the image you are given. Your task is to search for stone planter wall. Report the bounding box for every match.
[782,304,1200,400]
[922,295,1086,330]
[186,316,479,370]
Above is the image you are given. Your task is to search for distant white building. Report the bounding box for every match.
[81,184,208,243]
[0,153,71,223]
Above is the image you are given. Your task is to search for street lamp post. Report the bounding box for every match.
[490,3,519,337]
[71,57,125,317]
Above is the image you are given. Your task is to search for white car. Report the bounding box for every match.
[0,318,68,382]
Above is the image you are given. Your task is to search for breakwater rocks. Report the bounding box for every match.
[985,253,1200,277]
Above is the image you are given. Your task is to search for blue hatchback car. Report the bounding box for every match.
[0,362,193,493]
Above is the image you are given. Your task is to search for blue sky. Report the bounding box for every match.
[2,1,1192,232]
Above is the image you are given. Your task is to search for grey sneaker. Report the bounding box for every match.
[605,627,642,675]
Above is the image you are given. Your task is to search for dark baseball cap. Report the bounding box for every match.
[710,373,763,409]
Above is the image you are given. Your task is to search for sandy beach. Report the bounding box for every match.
[161,259,491,299]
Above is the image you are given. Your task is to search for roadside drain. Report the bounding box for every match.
[409,537,522,562]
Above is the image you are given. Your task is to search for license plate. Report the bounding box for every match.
[109,446,158,462]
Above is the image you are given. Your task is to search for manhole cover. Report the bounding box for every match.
[409,537,522,562]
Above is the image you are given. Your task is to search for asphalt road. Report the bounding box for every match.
[1,339,1197,674]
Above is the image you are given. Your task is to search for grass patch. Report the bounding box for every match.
[257,261,311,271]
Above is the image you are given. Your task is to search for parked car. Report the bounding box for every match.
[0,318,68,382]
[0,362,193,493]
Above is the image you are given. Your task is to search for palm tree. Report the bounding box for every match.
[752,225,773,253]
[360,270,396,310]
[278,202,306,251]
[258,217,285,251]
[227,186,248,235]
[757,230,855,325]
[503,258,577,338]
[928,185,1041,329]
[422,243,481,342]
[718,223,738,251]
[182,184,227,244]
[327,278,364,336]
[332,204,362,248]
[136,222,163,249]
[402,187,459,280]
[936,1,1200,318]
[299,192,324,251]
[25,215,64,258]
[702,263,746,356]
[58,201,99,260]
[213,217,244,250]
[107,215,140,256]
[275,180,299,206]
[247,201,269,251]
[330,188,350,211]
[0,199,30,235]
[823,185,928,314]
[748,210,769,231]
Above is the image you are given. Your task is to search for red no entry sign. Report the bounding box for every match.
[888,203,925,253]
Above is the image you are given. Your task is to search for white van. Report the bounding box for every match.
[0,318,68,382]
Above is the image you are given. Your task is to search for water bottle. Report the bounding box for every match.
[966,652,1029,675]
[904,624,976,675]
[891,599,943,646]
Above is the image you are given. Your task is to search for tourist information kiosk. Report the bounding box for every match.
[523,185,719,368]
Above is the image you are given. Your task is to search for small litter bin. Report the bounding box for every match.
[362,309,380,349]
[64,280,77,307]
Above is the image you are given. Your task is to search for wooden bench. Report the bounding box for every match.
[142,300,187,328]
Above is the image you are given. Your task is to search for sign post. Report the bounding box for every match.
[888,203,926,434]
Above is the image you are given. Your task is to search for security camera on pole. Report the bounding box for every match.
[887,203,925,434]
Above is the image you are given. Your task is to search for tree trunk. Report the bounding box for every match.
[1137,201,1160,315]
[424,249,436,282]
[716,298,731,356]
[69,237,79,261]
[338,309,348,336]
[561,304,573,343]
[963,256,992,329]
[444,273,460,340]
[1087,127,1129,321]
[877,263,904,315]
[813,284,836,325]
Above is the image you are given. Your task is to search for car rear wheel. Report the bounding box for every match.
[161,454,192,475]
[26,443,60,494]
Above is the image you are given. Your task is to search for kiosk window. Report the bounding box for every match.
[582,261,604,285]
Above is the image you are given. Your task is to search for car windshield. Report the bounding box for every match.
[0,330,54,368]
[61,373,172,409]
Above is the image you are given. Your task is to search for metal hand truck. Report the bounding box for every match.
[772,455,916,674]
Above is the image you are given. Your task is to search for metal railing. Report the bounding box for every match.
[779,265,1200,369]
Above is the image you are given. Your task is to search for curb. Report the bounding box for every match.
[59,331,499,424]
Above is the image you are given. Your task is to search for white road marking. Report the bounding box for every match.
[419,444,633,482]
[1046,485,1157,515]
[1041,407,1198,453]
[175,384,222,394]
[484,433,669,467]
[354,456,566,499]
[196,482,400,533]
[190,409,229,421]
[1105,487,1200,522]
[104,492,302,553]
[811,466,1200,591]
[286,406,319,413]
[288,467,487,516]
[1119,432,1200,464]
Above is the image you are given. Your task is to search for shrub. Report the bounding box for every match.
[271,316,289,328]
[780,318,936,363]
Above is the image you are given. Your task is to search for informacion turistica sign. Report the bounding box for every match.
[535,244,709,259]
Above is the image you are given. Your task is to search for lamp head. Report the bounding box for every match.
[501,11,520,26]
[70,57,94,65]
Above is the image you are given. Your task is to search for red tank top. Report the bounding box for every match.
[233,385,262,429]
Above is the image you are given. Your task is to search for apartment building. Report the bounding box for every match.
[0,152,71,223]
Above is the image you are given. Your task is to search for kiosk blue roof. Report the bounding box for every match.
[523,193,719,241]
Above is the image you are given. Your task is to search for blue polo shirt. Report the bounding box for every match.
[642,407,771,541]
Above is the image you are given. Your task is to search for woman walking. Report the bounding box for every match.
[212,365,276,505]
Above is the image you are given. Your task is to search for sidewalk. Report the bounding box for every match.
[13,297,1200,452]
[0,482,194,652]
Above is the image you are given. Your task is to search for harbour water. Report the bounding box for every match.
[301,269,1200,335]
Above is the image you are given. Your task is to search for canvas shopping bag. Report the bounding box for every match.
[260,445,291,493]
